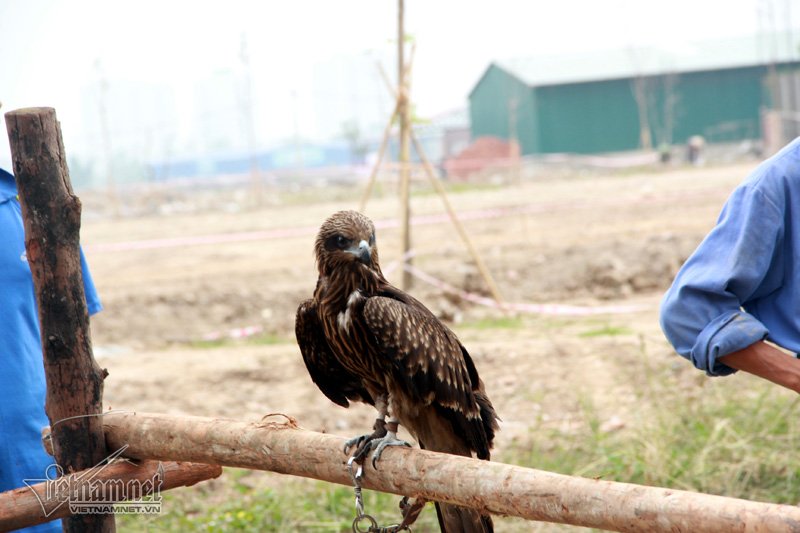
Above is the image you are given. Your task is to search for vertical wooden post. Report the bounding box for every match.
[5,107,115,533]
[240,33,263,207]
[358,102,400,213]
[397,0,413,290]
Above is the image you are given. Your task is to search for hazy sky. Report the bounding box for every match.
[0,0,792,169]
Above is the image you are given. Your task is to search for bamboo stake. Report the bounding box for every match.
[373,5,498,301]
[376,62,397,100]
[397,0,412,290]
[0,460,221,531]
[375,42,414,102]
[358,102,399,213]
[409,129,505,305]
[97,411,800,532]
[5,106,115,533]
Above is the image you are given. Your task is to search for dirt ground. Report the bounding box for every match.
[80,161,757,530]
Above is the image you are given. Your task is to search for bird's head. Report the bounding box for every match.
[314,210,380,276]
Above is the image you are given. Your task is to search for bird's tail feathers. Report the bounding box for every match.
[416,410,494,532]
[434,502,493,533]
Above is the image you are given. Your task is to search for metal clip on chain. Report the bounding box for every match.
[346,456,410,533]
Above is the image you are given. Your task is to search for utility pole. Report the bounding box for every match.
[627,48,653,151]
[784,0,799,137]
[758,0,784,151]
[292,90,304,169]
[508,96,520,184]
[397,0,412,290]
[95,60,118,216]
[240,33,262,207]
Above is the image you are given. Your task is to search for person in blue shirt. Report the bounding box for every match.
[660,138,800,391]
[0,167,102,532]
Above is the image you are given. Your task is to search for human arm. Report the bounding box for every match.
[659,182,784,376]
[718,341,800,393]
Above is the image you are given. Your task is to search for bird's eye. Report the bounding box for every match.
[324,234,351,251]
[369,233,376,246]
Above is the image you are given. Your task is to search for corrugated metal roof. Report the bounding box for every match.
[494,32,800,87]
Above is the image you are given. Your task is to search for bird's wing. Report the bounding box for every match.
[295,299,373,408]
[362,295,494,458]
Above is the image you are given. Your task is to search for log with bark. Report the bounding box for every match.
[95,411,800,533]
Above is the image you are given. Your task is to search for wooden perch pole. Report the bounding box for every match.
[97,411,800,532]
[0,460,221,531]
[5,106,114,533]
[358,102,399,213]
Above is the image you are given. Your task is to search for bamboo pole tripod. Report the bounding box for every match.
[359,0,504,305]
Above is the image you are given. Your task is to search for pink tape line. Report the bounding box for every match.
[85,187,732,254]
[201,325,263,341]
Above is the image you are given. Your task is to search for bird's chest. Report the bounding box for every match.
[319,291,382,379]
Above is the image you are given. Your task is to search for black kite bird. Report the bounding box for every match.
[295,210,499,532]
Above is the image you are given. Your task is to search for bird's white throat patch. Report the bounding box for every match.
[337,290,363,333]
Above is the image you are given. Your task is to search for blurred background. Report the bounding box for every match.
[2,0,799,202]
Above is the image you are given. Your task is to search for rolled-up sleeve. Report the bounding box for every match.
[660,183,783,376]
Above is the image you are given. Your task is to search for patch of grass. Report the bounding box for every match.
[117,470,441,532]
[578,324,633,337]
[502,358,800,507]
[625,381,800,502]
[410,181,502,197]
[246,334,288,346]
[189,333,288,350]
[462,315,525,330]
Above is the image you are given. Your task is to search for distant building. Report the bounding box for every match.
[469,33,800,155]
[381,106,472,169]
[146,140,353,182]
[412,107,471,164]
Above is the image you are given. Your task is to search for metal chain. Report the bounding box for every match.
[346,456,410,533]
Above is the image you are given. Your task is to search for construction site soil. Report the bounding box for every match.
[79,161,761,530]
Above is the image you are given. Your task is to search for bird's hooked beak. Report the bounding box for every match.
[347,239,372,265]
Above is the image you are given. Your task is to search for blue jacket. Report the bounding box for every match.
[660,138,800,376]
[0,168,101,532]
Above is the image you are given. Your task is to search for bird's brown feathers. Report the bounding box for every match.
[295,299,373,408]
[362,293,495,459]
[296,210,497,532]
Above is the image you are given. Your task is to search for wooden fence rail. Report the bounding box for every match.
[92,411,800,532]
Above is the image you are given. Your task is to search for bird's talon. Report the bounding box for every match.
[344,418,389,461]
[370,436,411,469]
[343,434,368,455]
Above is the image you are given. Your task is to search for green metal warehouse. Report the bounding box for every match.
[469,34,800,155]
